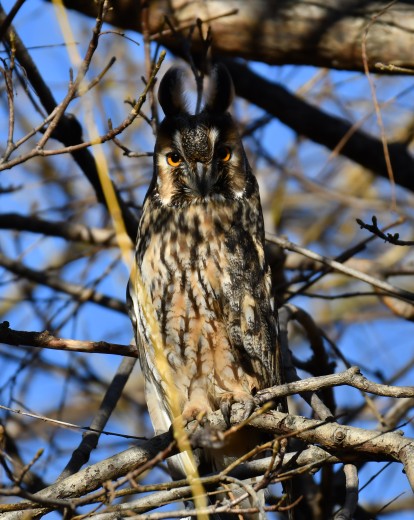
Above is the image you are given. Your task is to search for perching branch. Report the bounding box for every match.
[2,403,414,518]
[255,366,414,404]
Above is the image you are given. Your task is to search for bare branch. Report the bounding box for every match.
[357,215,414,246]
[46,1,414,73]
[333,465,359,520]
[256,366,414,404]
[0,322,134,356]
[3,405,414,518]
[59,356,137,479]
[0,253,127,313]
[0,213,117,246]
[266,233,414,304]
[224,60,414,193]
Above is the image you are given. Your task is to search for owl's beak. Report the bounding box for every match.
[193,161,213,197]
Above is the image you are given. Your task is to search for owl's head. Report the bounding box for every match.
[151,65,252,206]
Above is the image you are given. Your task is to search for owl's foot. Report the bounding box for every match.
[219,391,256,427]
[175,402,215,448]
[181,401,212,426]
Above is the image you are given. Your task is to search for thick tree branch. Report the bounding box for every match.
[0,432,173,519]
[50,1,414,73]
[77,447,361,519]
[48,1,414,192]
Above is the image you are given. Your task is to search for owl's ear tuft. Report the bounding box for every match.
[158,67,188,117]
[203,64,234,114]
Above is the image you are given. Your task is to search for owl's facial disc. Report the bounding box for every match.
[155,115,247,205]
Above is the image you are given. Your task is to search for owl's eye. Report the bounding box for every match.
[217,146,232,162]
[166,152,182,167]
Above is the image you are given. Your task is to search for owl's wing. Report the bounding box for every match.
[127,281,203,482]
[126,280,171,433]
[223,228,279,390]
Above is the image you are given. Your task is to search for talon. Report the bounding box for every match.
[220,399,232,427]
[241,397,256,421]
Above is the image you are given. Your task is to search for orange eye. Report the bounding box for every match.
[166,152,182,167]
[217,146,232,162]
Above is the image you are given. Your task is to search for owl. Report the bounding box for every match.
[127,64,279,480]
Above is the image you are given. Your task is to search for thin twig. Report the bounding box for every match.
[280,217,405,300]
[357,215,414,246]
[73,56,117,97]
[59,357,137,479]
[0,402,146,441]
[266,233,414,304]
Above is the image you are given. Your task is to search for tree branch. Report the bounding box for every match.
[256,366,414,403]
[0,254,127,313]
[58,356,137,479]
[48,1,414,73]
[0,322,135,356]
[224,60,414,193]
[3,404,414,518]
[266,233,414,304]
[0,2,138,240]
[0,322,134,356]
[0,213,117,246]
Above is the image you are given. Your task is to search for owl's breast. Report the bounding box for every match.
[136,203,240,405]
[138,204,231,308]
[133,197,274,415]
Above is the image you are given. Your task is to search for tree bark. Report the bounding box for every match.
[52,0,414,72]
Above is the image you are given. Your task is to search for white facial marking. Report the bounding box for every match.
[172,130,185,157]
[209,127,220,150]
[196,162,204,176]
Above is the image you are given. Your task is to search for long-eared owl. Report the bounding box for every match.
[127,64,278,453]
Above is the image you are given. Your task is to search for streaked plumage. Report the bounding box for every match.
[127,65,279,511]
